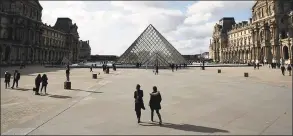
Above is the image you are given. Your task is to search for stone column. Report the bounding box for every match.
[243,49,245,62]
[276,43,281,63]
[45,51,48,62]
[35,49,37,62]
[289,45,293,64]
[39,49,41,61]
[238,50,241,62]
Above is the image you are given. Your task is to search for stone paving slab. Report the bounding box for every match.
[1,67,292,135]
[1,66,118,134]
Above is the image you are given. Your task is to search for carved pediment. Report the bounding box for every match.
[252,1,259,10]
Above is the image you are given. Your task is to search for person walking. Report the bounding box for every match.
[40,74,48,94]
[149,86,162,125]
[4,71,11,89]
[155,65,159,75]
[66,68,70,81]
[34,74,42,95]
[281,65,286,76]
[134,84,145,123]
[287,64,292,76]
[11,70,20,89]
[90,65,93,72]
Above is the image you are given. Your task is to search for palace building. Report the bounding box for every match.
[0,0,89,65]
[79,40,91,61]
[210,0,293,64]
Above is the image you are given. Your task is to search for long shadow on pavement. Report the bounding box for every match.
[10,88,31,91]
[48,94,72,99]
[139,122,229,133]
[70,89,103,94]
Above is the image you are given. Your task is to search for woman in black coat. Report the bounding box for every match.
[134,84,145,123]
[149,86,162,125]
[35,74,42,95]
[40,74,48,94]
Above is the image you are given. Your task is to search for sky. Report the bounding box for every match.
[39,1,255,56]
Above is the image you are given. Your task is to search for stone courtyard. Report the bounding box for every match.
[1,66,292,135]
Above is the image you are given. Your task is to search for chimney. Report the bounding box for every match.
[249,18,252,23]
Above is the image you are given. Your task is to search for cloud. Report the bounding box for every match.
[40,1,254,55]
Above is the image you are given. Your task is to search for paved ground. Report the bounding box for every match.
[1,66,292,135]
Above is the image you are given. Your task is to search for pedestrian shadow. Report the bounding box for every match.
[48,94,72,99]
[70,89,103,94]
[39,93,49,96]
[13,88,31,91]
[139,122,229,133]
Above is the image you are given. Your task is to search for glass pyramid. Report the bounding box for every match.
[117,24,187,66]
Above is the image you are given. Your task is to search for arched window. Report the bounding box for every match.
[254,12,257,20]
[36,11,38,20]
[280,30,287,39]
[280,17,285,24]
[0,2,3,12]
[11,3,16,13]
[283,46,289,60]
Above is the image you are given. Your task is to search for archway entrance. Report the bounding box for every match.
[283,46,289,60]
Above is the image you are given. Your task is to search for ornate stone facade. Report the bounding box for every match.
[210,0,293,64]
[79,40,91,61]
[0,0,81,65]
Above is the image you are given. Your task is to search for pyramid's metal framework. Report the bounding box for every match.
[117,24,187,66]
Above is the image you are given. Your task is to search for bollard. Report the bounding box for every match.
[64,81,71,89]
[106,67,110,74]
[218,69,221,73]
[92,73,97,79]
[244,72,249,77]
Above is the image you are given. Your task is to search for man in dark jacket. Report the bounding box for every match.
[66,66,70,81]
[35,74,42,95]
[287,64,292,76]
[149,86,162,125]
[4,71,11,89]
[11,70,20,89]
[281,65,286,76]
[134,84,145,123]
[155,65,159,75]
[40,74,48,94]
[90,65,93,72]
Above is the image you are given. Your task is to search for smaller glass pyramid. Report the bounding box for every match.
[117,24,187,66]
